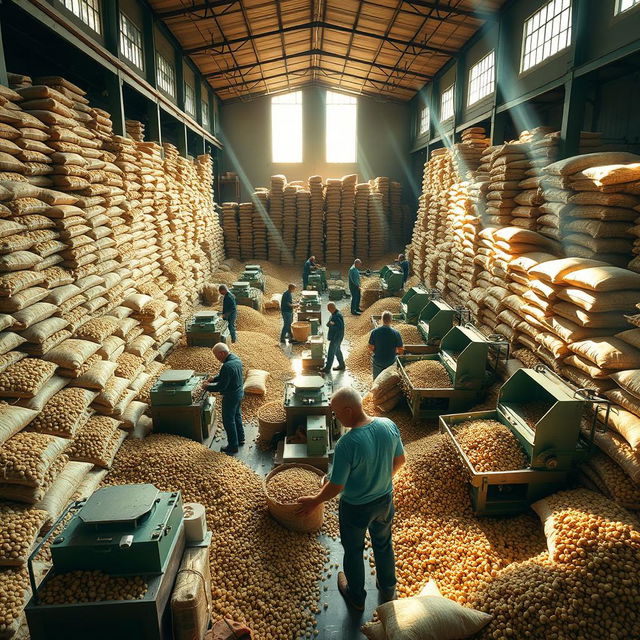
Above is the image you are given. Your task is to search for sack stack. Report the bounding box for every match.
[339,174,356,262]
[324,178,341,264]
[125,119,145,142]
[294,188,311,262]
[251,189,269,261]
[268,175,285,263]
[367,190,385,259]
[238,202,254,260]
[354,182,370,259]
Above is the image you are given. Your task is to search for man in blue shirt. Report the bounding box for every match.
[218,284,237,343]
[396,253,410,286]
[348,258,363,315]
[302,255,318,290]
[280,283,296,344]
[368,311,404,379]
[321,302,345,373]
[207,343,244,455]
[298,387,405,610]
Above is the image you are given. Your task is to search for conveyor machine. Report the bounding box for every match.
[400,285,440,324]
[397,325,508,420]
[439,366,609,516]
[26,484,186,640]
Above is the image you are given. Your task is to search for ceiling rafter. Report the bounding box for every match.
[403,1,496,21]
[158,0,239,19]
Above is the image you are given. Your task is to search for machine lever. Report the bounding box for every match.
[119,535,134,549]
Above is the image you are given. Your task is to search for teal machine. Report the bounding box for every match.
[26,484,186,639]
[185,310,229,347]
[328,271,346,301]
[298,290,322,322]
[367,265,405,295]
[418,300,472,346]
[241,264,265,291]
[301,334,325,372]
[150,370,216,446]
[439,366,607,516]
[231,280,262,310]
[307,266,327,292]
[281,375,336,471]
[400,285,440,324]
[397,325,507,420]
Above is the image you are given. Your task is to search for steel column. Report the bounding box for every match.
[146,101,162,144]
[0,14,8,87]
[102,0,120,57]
[105,71,126,136]
[177,122,188,157]
[142,3,157,87]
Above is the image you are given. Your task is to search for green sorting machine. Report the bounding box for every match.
[400,285,439,324]
[240,264,265,291]
[185,310,229,347]
[230,281,262,309]
[26,484,186,640]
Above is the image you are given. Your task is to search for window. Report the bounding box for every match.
[202,100,209,128]
[271,91,303,163]
[185,84,195,116]
[119,13,143,70]
[521,0,572,72]
[440,85,454,122]
[156,54,175,97]
[617,0,640,13]
[468,51,495,106]
[326,91,357,163]
[62,0,101,33]
[418,105,429,135]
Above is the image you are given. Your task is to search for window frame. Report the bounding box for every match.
[184,83,196,117]
[271,91,303,164]
[156,53,176,98]
[616,0,640,13]
[520,0,573,74]
[201,100,210,129]
[467,51,496,107]
[118,12,144,71]
[60,0,101,34]
[325,90,358,164]
[418,105,430,136]
[440,84,455,122]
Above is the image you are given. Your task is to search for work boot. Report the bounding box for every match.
[221,445,238,455]
[333,365,346,371]
[337,572,364,611]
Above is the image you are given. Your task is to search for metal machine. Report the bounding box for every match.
[417,300,471,346]
[280,375,337,470]
[327,271,346,301]
[439,366,607,516]
[150,370,216,446]
[301,335,325,372]
[397,325,507,420]
[366,265,405,295]
[185,310,229,347]
[297,290,322,322]
[230,281,262,310]
[26,484,186,640]
[307,266,327,292]
[400,285,440,324]
[240,264,265,291]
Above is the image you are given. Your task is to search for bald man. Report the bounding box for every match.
[298,388,405,610]
[348,258,363,315]
[207,343,244,455]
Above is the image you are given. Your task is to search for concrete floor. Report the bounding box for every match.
[216,292,381,639]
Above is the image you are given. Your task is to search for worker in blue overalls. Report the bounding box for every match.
[218,284,237,343]
[207,343,244,455]
[348,258,364,316]
[280,283,297,344]
[321,302,345,373]
[396,253,410,286]
[302,255,319,290]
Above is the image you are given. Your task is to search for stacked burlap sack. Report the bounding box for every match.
[369,364,403,412]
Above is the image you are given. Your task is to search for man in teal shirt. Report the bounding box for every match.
[368,311,404,379]
[298,387,405,610]
[348,258,363,315]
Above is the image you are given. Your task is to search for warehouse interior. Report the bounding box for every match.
[0,0,640,638]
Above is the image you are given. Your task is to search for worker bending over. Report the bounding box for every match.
[302,255,319,290]
[321,302,345,373]
[280,283,296,344]
[298,387,405,610]
[368,311,404,379]
[207,343,244,455]
[396,253,410,286]
[349,258,364,316]
[218,285,238,343]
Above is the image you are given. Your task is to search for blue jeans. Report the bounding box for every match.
[339,493,396,606]
[221,393,244,449]
[303,274,309,290]
[227,312,237,343]
[326,338,344,369]
[350,285,361,314]
[280,311,293,342]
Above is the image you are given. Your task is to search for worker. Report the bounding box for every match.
[280,283,296,344]
[397,253,410,285]
[348,258,363,316]
[368,310,404,379]
[297,387,405,610]
[218,284,237,343]
[302,255,318,290]
[207,343,244,455]
[321,302,345,373]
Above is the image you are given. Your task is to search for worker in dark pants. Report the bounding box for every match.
[397,253,410,286]
[207,343,244,455]
[349,258,363,315]
[218,284,237,343]
[368,311,404,380]
[280,283,296,344]
[302,255,318,290]
[297,387,406,610]
[321,302,345,373]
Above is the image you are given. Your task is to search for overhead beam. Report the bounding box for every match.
[157,1,238,19]
[204,48,433,80]
[402,0,496,21]
[185,21,457,56]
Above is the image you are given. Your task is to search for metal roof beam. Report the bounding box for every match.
[185,21,457,56]
[157,1,238,19]
[402,1,496,21]
[204,48,433,80]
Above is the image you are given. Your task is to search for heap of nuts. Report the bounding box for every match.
[39,570,148,604]
[454,419,528,472]
[0,504,48,565]
[0,568,30,634]
[404,360,451,389]
[266,468,322,504]
[0,359,57,398]
[28,387,95,438]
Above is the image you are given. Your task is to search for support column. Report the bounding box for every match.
[175,50,185,112]
[102,0,121,57]
[560,75,588,158]
[142,6,157,87]
[177,122,188,157]
[490,9,507,144]
[105,71,126,136]
[454,56,465,139]
[146,101,162,144]
[195,79,202,125]
[0,14,7,87]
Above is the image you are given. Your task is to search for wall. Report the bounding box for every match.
[219,86,412,201]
